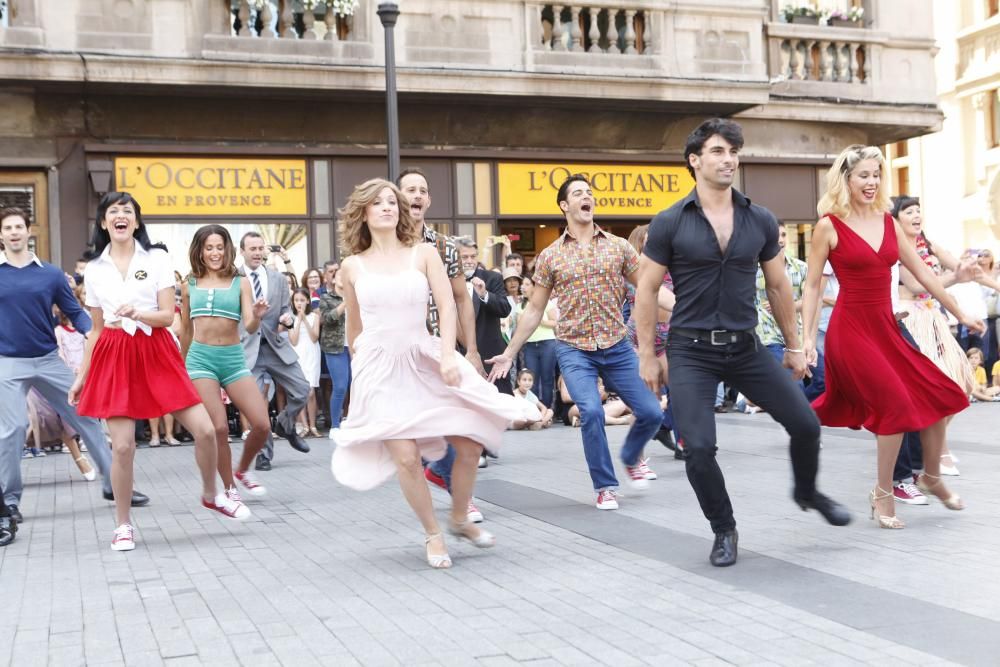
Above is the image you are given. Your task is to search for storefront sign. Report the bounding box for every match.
[114,157,308,216]
[498,163,694,217]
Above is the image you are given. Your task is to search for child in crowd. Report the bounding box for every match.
[559,376,634,427]
[511,369,553,430]
[966,347,1000,402]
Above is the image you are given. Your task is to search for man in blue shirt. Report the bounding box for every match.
[0,207,149,524]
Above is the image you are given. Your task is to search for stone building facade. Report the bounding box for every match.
[0,0,940,271]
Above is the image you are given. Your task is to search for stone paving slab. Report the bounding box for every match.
[1,403,997,666]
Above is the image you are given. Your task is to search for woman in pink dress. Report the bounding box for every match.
[331,178,535,569]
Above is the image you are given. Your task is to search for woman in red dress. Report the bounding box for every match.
[801,146,985,529]
[69,192,249,552]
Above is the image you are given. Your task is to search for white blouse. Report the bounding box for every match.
[84,244,174,336]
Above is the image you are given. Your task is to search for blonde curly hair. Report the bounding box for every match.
[817,145,892,220]
[338,178,422,256]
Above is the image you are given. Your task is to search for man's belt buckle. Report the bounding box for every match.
[710,330,733,346]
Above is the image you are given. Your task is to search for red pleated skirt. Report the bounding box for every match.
[77,327,201,420]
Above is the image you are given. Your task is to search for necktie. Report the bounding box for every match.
[251,270,263,301]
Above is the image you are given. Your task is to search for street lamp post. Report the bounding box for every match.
[377,2,400,183]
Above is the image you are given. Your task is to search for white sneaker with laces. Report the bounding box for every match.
[596,489,619,510]
[203,493,251,520]
[234,470,267,497]
[638,458,657,480]
[111,523,135,551]
[624,463,650,491]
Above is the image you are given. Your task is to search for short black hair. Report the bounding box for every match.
[240,231,264,250]
[556,174,591,209]
[0,206,31,227]
[684,118,744,178]
[397,167,428,188]
[323,259,339,271]
[890,195,920,220]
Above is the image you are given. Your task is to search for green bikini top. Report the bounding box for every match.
[189,276,242,321]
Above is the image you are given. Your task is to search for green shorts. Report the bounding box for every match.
[186,341,252,386]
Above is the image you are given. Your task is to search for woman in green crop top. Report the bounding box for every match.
[181,224,271,511]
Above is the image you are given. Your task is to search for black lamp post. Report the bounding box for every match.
[377,2,400,183]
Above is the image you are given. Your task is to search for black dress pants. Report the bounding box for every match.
[667,334,822,533]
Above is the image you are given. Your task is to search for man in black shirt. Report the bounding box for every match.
[634,118,850,567]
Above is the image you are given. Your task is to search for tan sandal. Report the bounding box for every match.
[869,487,904,529]
[916,473,964,510]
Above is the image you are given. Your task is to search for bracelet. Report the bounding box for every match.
[785,348,803,353]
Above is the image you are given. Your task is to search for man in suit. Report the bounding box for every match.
[239,232,311,471]
[456,237,513,394]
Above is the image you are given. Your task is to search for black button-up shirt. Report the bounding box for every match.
[643,187,780,331]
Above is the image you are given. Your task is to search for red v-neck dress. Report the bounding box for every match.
[811,213,968,434]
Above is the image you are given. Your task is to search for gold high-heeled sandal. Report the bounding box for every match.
[424,533,452,569]
[869,487,904,529]
[915,473,964,510]
[448,519,496,548]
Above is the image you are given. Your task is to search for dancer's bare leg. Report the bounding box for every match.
[919,418,961,503]
[384,439,446,559]
[106,417,137,526]
[223,377,270,474]
[875,433,904,520]
[191,379,234,489]
[448,436,490,540]
[172,404,219,502]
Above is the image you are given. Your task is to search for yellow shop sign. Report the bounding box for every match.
[114,157,308,216]
[498,163,694,217]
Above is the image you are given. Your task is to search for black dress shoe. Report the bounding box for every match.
[6,505,22,524]
[102,490,151,507]
[274,423,310,453]
[0,516,16,546]
[710,530,738,567]
[654,428,677,452]
[255,457,272,471]
[796,492,852,526]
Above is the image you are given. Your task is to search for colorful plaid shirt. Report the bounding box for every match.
[754,254,808,346]
[422,225,461,337]
[533,226,639,351]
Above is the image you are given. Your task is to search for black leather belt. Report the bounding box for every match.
[670,328,755,346]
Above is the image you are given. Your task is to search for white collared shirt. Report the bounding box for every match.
[0,251,43,267]
[84,244,174,336]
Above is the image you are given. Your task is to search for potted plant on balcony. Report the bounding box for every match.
[302,0,359,39]
[826,7,864,28]
[781,2,821,25]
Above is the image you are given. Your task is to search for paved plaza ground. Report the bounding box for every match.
[1,404,998,666]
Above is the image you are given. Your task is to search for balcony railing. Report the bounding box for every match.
[538,4,649,55]
[766,22,876,89]
[229,0,355,41]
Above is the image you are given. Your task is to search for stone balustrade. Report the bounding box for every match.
[230,0,355,41]
[777,34,870,83]
[536,4,650,55]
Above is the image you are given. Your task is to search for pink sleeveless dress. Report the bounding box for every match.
[331,246,537,491]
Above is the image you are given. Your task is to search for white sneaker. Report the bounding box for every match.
[234,470,267,497]
[111,523,135,551]
[202,493,251,520]
[624,463,650,491]
[940,454,960,476]
[467,500,484,523]
[596,489,619,510]
[638,457,657,480]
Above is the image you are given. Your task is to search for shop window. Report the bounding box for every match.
[0,172,49,260]
[313,160,331,216]
[456,222,497,267]
[0,1,8,27]
[144,222,309,279]
[895,166,910,196]
[990,0,1000,19]
[893,140,908,158]
[315,221,334,263]
[455,162,493,216]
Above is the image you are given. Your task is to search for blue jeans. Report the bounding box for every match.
[522,338,557,408]
[556,338,663,491]
[429,444,456,492]
[325,348,351,429]
[764,343,826,402]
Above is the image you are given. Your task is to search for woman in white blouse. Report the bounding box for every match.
[69,192,248,553]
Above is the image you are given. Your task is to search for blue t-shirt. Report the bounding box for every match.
[0,257,92,358]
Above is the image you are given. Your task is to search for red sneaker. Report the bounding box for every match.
[424,466,448,491]
[234,470,267,497]
[467,500,484,523]
[202,494,251,520]
[596,489,619,510]
[624,464,650,491]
